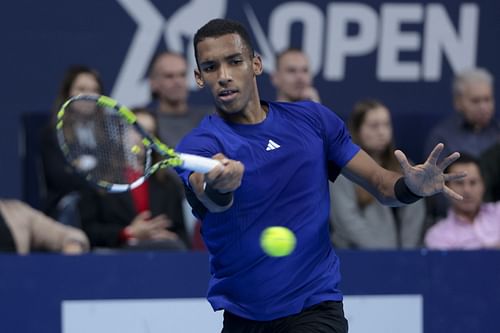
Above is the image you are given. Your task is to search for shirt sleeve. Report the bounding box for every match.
[312,102,360,168]
[174,128,222,189]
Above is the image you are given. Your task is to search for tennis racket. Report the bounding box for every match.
[56,94,220,192]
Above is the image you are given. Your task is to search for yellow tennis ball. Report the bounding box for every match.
[260,226,296,257]
[131,145,141,154]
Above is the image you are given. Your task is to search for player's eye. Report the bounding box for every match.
[201,63,216,72]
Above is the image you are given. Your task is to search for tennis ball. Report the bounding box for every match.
[260,226,296,257]
[131,145,141,154]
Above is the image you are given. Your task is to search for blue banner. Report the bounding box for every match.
[1,251,499,332]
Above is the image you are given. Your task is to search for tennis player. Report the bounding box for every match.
[176,19,465,333]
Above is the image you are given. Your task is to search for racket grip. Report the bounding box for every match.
[179,153,221,173]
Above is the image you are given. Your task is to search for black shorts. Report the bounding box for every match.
[221,301,348,333]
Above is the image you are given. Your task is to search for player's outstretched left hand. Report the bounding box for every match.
[394,143,466,200]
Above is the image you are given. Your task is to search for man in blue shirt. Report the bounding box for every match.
[176,18,465,333]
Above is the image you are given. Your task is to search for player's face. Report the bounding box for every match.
[195,33,262,117]
[150,54,188,104]
[358,106,392,154]
[455,81,495,129]
[70,73,100,97]
[447,162,484,218]
[272,52,312,101]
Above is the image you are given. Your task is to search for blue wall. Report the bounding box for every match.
[1,251,499,332]
[3,0,500,199]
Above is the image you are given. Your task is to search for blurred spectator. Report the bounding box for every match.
[40,65,104,226]
[479,142,500,202]
[330,99,426,249]
[271,48,321,103]
[423,68,498,222]
[147,51,212,148]
[425,154,500,250]
[77,108,189,250]
[0,199,89,254]
[424,68,498,159]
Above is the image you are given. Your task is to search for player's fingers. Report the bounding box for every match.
[394,150,411,173]
[211,159,243,180]
[438,152,461,170]
[189,172,206,195]
[205,163,225,182]
[227,161,244,177]
[426,143,444,165]
[211,153,230,164]
[215,177,241,192]
[443,171,467,182]
[221,161,244,188]
[210,173,240,191]
[442,185,464,201]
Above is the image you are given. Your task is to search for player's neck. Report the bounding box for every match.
[219,97,267,125]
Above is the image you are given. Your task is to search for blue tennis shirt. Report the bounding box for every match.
[176,101,360,321]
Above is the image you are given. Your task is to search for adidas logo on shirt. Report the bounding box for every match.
[266,139,281,151]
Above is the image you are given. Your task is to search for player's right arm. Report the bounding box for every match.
[188,153,244,213]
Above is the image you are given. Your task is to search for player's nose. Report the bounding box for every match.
[218,65,232,85]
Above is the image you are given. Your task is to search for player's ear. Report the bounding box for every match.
[253,54,263,76]
[194,69,204,88]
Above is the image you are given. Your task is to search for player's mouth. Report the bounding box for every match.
[218,89,239,103]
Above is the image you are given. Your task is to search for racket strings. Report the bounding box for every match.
[59,100,148,186]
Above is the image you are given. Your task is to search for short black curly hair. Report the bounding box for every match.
[193,18,255,68]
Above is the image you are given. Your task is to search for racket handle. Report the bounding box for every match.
[179,153,221,173]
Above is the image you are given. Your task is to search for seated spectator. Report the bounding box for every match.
[425,154,500,250]
[147,51,213,148]
[77,108,189,250]
[271,48,321,103]
[147,51,212,243]
[330,99,426,249]
[40,65,104,226]
[0,199,89,254]
[480,142,500,202]
[424,67,499,159]
[423,68,498,222]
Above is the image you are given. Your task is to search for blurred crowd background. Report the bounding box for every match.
[1,0,500,254]
[2,0,497,197]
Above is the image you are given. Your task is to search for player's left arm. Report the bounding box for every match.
[341,143,466,206]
